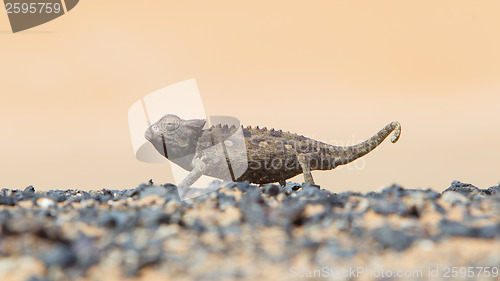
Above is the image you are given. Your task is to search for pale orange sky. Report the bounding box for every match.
[1,0,499,192]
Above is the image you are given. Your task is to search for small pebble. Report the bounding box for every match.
[36,197,56,209]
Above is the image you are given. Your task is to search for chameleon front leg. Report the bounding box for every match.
[297,153,315,184]
[178,158,207,187]
[177,158,207,199]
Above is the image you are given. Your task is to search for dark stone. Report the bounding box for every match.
[380,184,406,197]
[77,208,100,225]
[163,183,177,190]
[140,210,171,227]
[72,235,100,271]
[289,183,301,191]
[239,188,268,225]
[137,245,162,271]
[46,191,67,202]
[0,196,16,206]
[439,219,500,238]
[328,194,345,208]
[0,209,12,226]
[22,186,38,200]
[439,219,476,237]
[370,200,406,216]
[432,202,447,214]
[487,185,500,195]
[281,200,305,226]
[424,190,441,200]
[350,226,364,237]
[41,243,77,268]
[99,212,136,231]
[129,184,148,197]
[405,205,420,218]
[93,194,112,203]
[282,187,293,196]
[477,224,500,239]
[100,214,118,228]
[327,238,357,258]
[298,185,322,199]
[442,181,492,196]
[102,189,113,196]
[336,192,354,205]
[263,184,280,196]
[189,218,207,233]
[232,181,249,192]
[372,225,413,251]
[10,189,24,201]
[301,238,320,250]
[26,276,50,281]
[269,130,282,137]
[0,188,9,197]
[217,193,237,206]
[127,183,180,199]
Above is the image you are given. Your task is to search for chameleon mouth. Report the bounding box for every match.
[162,134,189,148]
[144,130,153,141]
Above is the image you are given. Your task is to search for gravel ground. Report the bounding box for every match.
[1,180,500,281]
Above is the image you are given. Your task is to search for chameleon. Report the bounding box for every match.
[145,114,401,187]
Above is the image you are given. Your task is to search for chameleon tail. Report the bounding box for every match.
[335,121,401,166]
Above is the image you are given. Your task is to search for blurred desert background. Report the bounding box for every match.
[0,0,499,192]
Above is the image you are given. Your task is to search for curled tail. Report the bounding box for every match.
[334,121,401,166]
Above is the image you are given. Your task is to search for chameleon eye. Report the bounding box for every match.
[164,116,180,131]
[152,125,159,132]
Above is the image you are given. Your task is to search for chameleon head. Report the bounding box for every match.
[145,114,206,158]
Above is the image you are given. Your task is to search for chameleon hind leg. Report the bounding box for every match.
[297,153,315,184]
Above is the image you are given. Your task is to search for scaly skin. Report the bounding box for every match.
[145,114,401,186]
